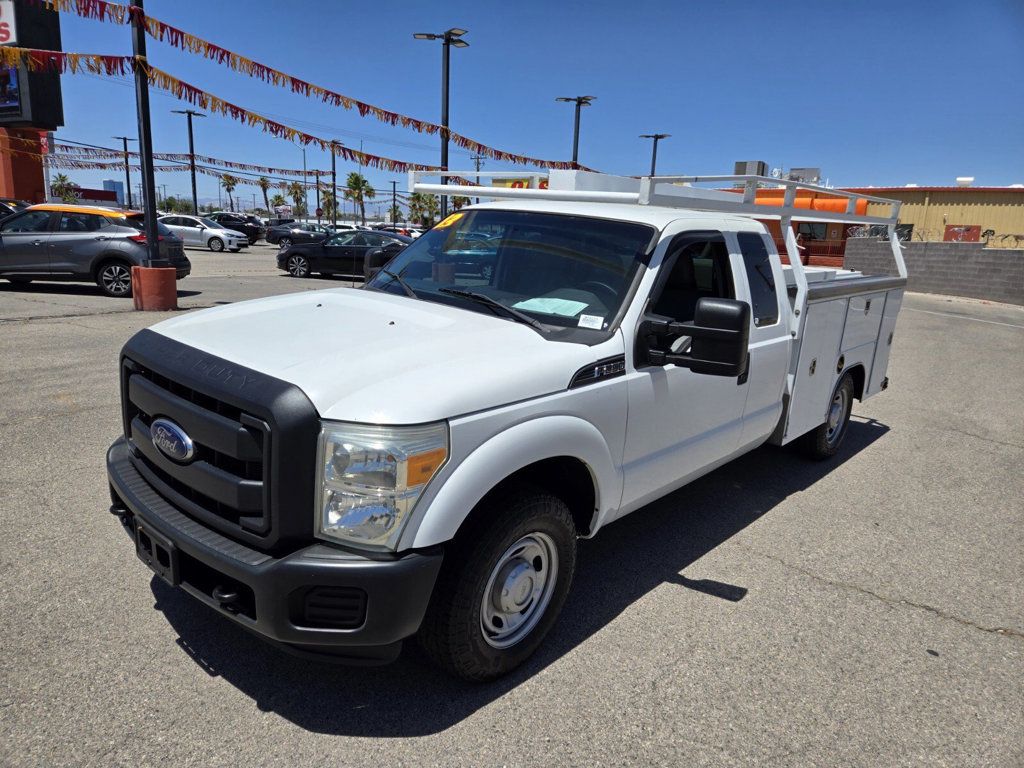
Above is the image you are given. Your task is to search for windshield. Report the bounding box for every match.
[365,209,654,333]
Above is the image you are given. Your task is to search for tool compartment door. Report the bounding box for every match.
[866,289,904,397]
[783,297,848,443]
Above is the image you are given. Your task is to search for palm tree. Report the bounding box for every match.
[287,181,306,216]
[421,193,440,227]
[451,196,471,211]
[220,174,239,212]
[51,173,78,203]
[388,204,402,224]
[320,187,339,221]
[270,193,286,209]
[343,172,375,225]
[257,176,271,215]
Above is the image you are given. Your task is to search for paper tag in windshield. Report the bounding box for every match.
[578,314,604,330]
[435,212,464,229]
[512,297,588,317]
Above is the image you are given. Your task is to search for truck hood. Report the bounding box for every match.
[149,288,606,423]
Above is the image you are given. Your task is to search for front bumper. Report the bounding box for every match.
[106,438,443,663]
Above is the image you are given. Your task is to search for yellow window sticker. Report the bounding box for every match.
[435,212,464,229]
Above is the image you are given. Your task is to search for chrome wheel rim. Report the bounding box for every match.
[480,532,558,649]
[100,264,131,296]
[287,255,308,276]
[826,387,848,443]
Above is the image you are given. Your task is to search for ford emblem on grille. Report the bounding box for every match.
[151,418,195,463]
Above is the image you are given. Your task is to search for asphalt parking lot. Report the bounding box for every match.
[1,248,1022,767]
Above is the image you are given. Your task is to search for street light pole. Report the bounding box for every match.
[112,136,136,209]
[639,133,670,176]
[555,95,595,167]
[129,0,162,266]
[414,27,468,219]
[171,109,204,215]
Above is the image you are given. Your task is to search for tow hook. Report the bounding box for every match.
[212,585,241,613]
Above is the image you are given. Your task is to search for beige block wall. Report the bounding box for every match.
[863,190,1024,248]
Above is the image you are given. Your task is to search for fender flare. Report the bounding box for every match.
[406,415,622,549]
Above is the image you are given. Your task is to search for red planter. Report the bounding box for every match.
[131,266,178,311]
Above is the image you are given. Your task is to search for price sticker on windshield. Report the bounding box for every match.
[435,212,464,229]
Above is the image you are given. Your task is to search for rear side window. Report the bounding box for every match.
[2,210,52,233]
[737,232,779,327]
[59,212,110,232]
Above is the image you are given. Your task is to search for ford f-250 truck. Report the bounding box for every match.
[106,171,907,680]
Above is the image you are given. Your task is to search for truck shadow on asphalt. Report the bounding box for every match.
[150,417,889,737]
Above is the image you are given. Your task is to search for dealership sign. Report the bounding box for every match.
[0,1,17,45]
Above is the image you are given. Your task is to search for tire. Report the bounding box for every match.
[286,253,311,278]
[96,260,133,298]
[419,486,577,681]
[208,237,225,252]
[228,248,241,253]
[799,373,855,459]
[279,237,292,249]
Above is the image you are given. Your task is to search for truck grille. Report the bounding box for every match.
[124,364,273,538]
[119,329,321,552]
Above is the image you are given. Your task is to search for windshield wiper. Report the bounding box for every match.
[437,287,546,332]
[377,267,417,298]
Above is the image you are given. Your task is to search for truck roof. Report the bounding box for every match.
[465,199,768,233]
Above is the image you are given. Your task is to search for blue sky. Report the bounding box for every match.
[53,0,1024,208]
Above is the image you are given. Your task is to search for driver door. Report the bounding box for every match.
[620,231,750,512]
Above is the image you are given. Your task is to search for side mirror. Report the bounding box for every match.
[640,297,750,377]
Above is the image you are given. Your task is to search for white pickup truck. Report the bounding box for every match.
[106,172,907,680]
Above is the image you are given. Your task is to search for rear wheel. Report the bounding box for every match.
[419,486,576,681]
[279,237,292,249]
[799,373,855,459]
[96,261,133,298]
[208,237,225,252]
[286,253,311,278]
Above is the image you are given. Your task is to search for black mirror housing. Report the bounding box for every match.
[641,297,751,377]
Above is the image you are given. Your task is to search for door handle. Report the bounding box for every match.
[31,239,43,245]
[94,236,109,241]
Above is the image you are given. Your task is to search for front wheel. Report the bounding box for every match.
[208,237,225,252]
[418,487,577,681]
[799,373,855,459]
[286,253,311,278]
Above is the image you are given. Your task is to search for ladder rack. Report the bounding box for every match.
[408,170,903,227]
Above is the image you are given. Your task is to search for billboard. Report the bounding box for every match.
[0,0,62,130]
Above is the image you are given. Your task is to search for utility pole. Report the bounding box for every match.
[129,0,163,266]
[639,133,670,176]
[390,180,398,224]
[555,95,596,167]
[330,141,338,227]
[171,109,204,215]
[112,135,136,208]
[302,146,308,219]
[471,153,484,204]
[314,171,320,222]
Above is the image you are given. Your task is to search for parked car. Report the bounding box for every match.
[0,204,189,297]
[265,221,332,248]
[278,230,411,279]
[158,214,248,252]
[374,224,423,238]
[325,223,358,234]
[205,212,266,244]
[0,198,31,219]
[105,171,907,680]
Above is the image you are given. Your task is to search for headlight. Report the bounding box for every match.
[316,421,448,550]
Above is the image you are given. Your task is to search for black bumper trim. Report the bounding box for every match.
[107,438,444,651]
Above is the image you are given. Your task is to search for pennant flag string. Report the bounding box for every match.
[23,0,590,170]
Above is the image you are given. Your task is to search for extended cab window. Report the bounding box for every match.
[652,236,734,323]
[737,232,779,327]
[2,210,53,233]
[365,209,655,334]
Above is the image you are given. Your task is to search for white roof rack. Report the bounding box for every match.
[408,170,901,226]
